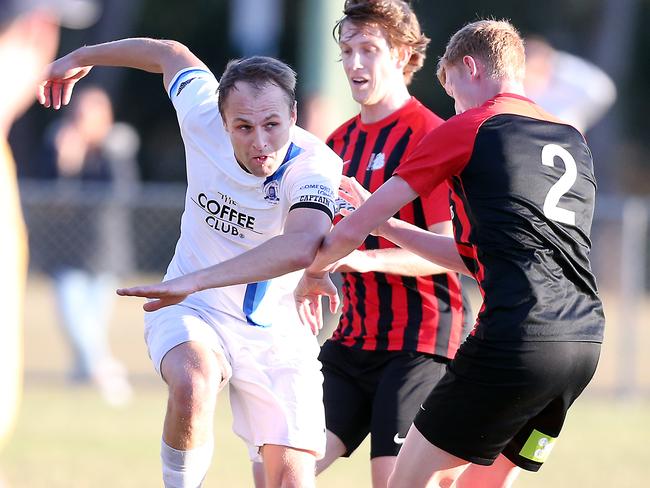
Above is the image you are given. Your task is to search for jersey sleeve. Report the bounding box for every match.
[394,113,480,198]
[405,109,450,226]
[420,181,451,227]
[167,67,219,127]
[285,153,342,222]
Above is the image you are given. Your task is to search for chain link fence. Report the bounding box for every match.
[19,180,650,396]
[20,179,185,275]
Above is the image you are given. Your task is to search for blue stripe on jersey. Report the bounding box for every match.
[243,143,303,327]
[168,68,210,99]
[243,280,272,327]
[263,143,304,184]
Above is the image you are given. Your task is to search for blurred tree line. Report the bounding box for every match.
[11,0,650,195]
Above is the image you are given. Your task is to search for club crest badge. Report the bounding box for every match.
[263,180,280,204]
[368,152,386,171]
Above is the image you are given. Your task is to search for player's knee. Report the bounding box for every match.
[167,363,220,416]
[264,447,316,488]
[277,468,314,488]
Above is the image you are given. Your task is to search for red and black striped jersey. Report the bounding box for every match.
[327,97,472,357]
[396,93,605,343]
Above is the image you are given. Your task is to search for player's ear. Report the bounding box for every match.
[462,55,479,79]
[221,115,231,133]
[394,46,411,70]
[218,99,229,131]
[290,100,297,125]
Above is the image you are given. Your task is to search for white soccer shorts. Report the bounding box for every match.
[144,304,326,461]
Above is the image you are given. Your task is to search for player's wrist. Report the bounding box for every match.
[70,46,89,66]
[305,267,328,279]
[191,268,213,293]
[374,219,391,238]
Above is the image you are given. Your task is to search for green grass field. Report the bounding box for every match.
[0,276,648,487]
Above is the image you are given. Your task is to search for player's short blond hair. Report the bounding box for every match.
[437,19,525,86]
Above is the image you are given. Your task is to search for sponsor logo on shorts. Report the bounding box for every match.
[519,429,556,463]
[393,433,406,445]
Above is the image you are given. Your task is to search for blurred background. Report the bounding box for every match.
[3,0,650,486]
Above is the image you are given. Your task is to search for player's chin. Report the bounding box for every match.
[249,162,276,178]
[260,162,280,177]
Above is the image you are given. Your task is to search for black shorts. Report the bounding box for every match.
[413,336,601,471]
[319,339,448,458]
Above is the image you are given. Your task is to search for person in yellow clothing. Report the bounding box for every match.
[0,139,29,450]
[0,0,97,450]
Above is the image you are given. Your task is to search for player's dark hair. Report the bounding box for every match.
[333,0,430,85]
[218,56,296,116]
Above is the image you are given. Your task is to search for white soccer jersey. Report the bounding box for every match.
[164,67,342,328]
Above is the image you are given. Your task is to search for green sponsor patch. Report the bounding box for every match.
[519,429,556,463]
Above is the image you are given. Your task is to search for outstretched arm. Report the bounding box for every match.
[294,175,469,332]
[39,38,207,109]
[306,175,418,276]
[117,208,332,321]
[330,221,454,276]
[376,218,468,275]
[293,176,416,332]
[334,175,468,275]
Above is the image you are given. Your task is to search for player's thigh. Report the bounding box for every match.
[388,424,468,488]
[229,327,325,461]
[456,454,520,488]
[414,338,600,469]
[370,456,397,488]
[260,444,316,488]
[502,341,601,472]
[371,352,447,458]
[145,304,231,385]
[319,341,373,456]
[316,430,348,474]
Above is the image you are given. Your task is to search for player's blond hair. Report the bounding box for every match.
[437,19,525,86]
[334,0,430,85]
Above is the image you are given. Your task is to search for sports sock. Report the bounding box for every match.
[161,437,214,488]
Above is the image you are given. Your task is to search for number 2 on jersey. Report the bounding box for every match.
[541,144,577,226]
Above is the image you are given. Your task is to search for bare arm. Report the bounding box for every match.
[306,176,418,276]
[294,176,465,332]
[294,176,418,332]
[331,221,454,276]
[117,207,333,313]
[376,217,469,276]
[39,38,207,109]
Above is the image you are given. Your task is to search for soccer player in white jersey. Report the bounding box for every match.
[39,38,342,488]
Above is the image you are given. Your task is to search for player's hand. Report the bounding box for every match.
[338,175,371,209]
[338,176,383,236]
[294,272,340,335]
[38,52,93,110]
[116,274,200,312]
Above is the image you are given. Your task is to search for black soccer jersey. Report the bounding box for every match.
[396,93,605,343]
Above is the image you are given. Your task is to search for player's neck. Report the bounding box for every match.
[491,78,526,99]
[359,86,411,125]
